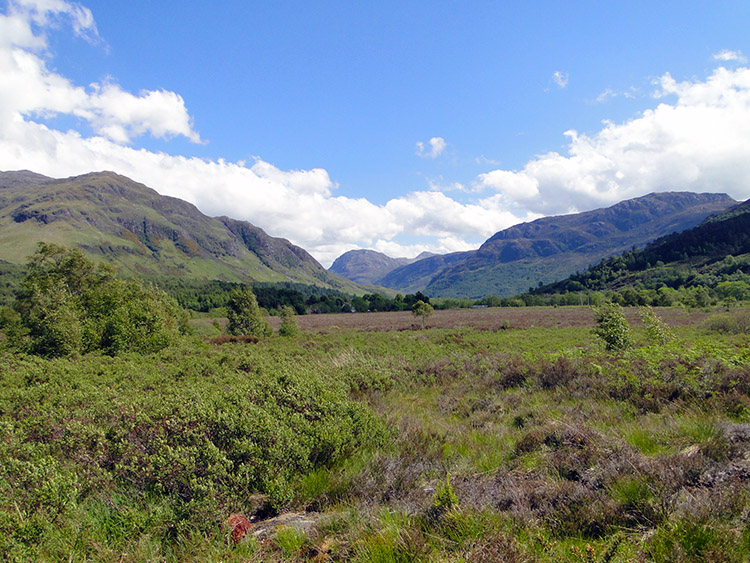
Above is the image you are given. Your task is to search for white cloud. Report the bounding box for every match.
[593,87,637,104]
[713,49,747,63]
[416,136,446,158]
[426,179,466,193]
[552,70,569,88]
[0,2,198,144]
[477,170,539,201]
[8,0,99,44]
[384,190,522,240]
[595,88,616,103]
[83,82,202,144]
[478,66,750,215]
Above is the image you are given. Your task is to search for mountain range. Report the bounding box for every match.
[0,170,365,293]
[330,192,737,298]
[1,170,740,301]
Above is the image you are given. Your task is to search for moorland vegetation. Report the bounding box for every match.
[0,244,748,561]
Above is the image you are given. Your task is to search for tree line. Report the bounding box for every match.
[147,276,433,315]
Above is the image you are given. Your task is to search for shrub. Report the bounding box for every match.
[97,279,188,355]
[0,343,386,558]
[592,303,632,351]
[278,305,300,337]
[495,357,529,389]
[640,306,675,345]
[433,473,459,511]
[226,287,272,338]
[538,356,583,389]
[704,310,750,335]
[6,243,186,357]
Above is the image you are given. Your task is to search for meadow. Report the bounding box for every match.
[1,306,749,562]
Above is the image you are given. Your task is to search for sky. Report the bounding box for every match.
[1,1,750,267]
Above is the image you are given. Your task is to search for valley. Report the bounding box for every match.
[0,171,748,562]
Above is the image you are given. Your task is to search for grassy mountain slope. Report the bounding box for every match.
[378,192,735,298]
[538,197,750,295]
[0,170,364,293]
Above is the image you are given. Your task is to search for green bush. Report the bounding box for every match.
[278,305,300,337]
[226,286,272,338]
[640,306,675,345]
[6,243,186,357]
[433,473,459,511]
[592,303,633,351]
[0,342,385,558]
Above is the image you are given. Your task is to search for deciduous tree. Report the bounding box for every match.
[6,243,186,357]
[412,299,434,328]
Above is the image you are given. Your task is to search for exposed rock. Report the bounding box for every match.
[251,511,321,540]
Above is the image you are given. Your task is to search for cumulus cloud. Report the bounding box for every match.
[477,66,750,215]
[0,1,199,143]
[384,191,520,239]
[0,3,527,266]
[477,170,539,201]
[552,70,569,88]
[713,49,746,63]
[416,136,446,158]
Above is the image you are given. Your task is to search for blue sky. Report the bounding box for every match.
[2,1,750,265]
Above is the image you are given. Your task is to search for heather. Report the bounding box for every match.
[1,305,748,561]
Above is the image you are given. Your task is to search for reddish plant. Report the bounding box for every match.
[226,513,253,544]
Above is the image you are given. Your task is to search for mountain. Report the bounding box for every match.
[0,170,365,293]
[376,251,472,294]
[376,192,737,298]
[537,197,750,296]
[328,249,437,286]
[329,250,411,285]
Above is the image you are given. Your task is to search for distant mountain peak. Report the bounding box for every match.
[329,249,412,286]
[329,249,440,286]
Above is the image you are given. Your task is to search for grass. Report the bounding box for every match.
[275,526,308,558]
[1,307,748,561]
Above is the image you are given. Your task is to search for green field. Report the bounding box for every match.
[1,306,749,562]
